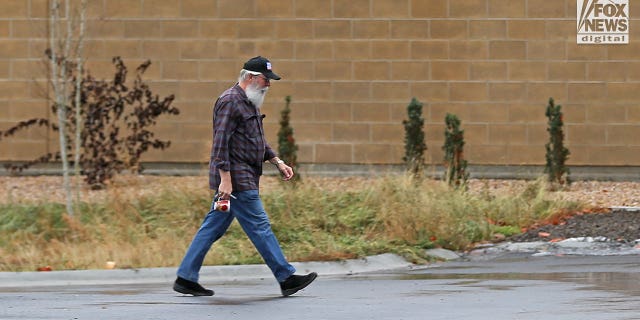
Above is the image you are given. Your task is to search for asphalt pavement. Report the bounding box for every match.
[1,252,639,320]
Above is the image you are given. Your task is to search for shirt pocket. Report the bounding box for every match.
[237,114,261,138]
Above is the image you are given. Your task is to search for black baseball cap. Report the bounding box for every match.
[243,56,281,80]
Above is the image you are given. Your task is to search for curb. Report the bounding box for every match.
[0,253,413,288]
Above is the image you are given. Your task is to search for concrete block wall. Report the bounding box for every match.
[1,0,639,168]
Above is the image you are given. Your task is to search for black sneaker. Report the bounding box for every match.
[173,277,214,296]
[279,272,318,297]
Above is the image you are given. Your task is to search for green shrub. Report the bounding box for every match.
[402,98,427,179]
[544,98,570,188]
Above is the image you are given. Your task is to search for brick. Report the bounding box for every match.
[410,81,449,102]
[465,144,507,164]
[295,124,332,142]
[489,41,526,60]
[142,41,181,59]
[0,0,28,18]
[163,61,198,80]
[143,0,180,17]
[509,103,547,123]
[293,82,332,102]
[353,144,393,163]
[0,60,9,78]
[257,0,294,17]
[11,19,47,38]
[489,82,526,102]
[507,20,545,40]
[450,82,487,102]
[371,82,410,102]
[353,20,390,39]
[587,62,627,82]
[469,103,509,122]
[314,103,351,122]
[568,83,607,103]
[0,21,9,38]
[561,104,586,124]
[85,20,126,39]
[450,0,487,18]
[527,82,569,101]
[527,41,566,60]
[174,102,213,122]
[354,61,390,80]
[296,144,314,162]
[314,20,351,39]
[527,0,564,18]
[463,124,488,144]
[5,141,48,160]
[11,59,47,80]
[469,20,506,39]
[180,41,219,60]
[567,146,588,165]
[390,20,429,39]
[545,20,574,40]
[125,21,163,38]
[29,0,49,19]
[588,146,640,165]
[295,40,333,59]
[628,105,640,122]
[179,81,217,101]
[162,20,199,38]
[181,0,217,17]
[547,62,586,81]
[371,124,403,143]
[450,41,488,60]
[470,61,507,80]
[372,0,410,18]
[411,0,447,18]
[566,43,607,60]
[371,41,410,59]
[200,20,238,39]
[275,20,313,39]
[431,20,467,39]
[315,144,352,163]
[607,83,640,103]
[489,124,526,144]
[489,0,525,18]
[508,61,546,81]
[333,123,369,142]
[334,82,370,102]
[334,0,370,18]
[391,61,428,81]
[273,60,314,81]
[0,81,30,100]
[431,61,469,81]
[566,124,606,145]
[526,124,547,144]
[314,61,352,80]
[295,0,332,18]
[411,41,449,60]
[353,103,391,122]
[218,0,255,18]
[100,40,142,59]
[334,41,371,60]
[607,43,640,60]
[219,41,250,59]
[0,40,29,59]
[105,0,142,18]
[238,20,275,39]
[255,41,295,60]
[586,104,627,124]
[607,125,640,145]
[8,101,48,121]
[180,123,212,141]
[430,103,470,122]
[507,145,545,164]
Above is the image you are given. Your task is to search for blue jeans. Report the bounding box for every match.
[177,189,296,283]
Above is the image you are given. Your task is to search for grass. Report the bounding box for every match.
[0,175,583,272]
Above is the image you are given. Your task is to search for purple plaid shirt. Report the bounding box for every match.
[209,84,276,192]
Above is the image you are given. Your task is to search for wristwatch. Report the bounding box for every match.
[276,159,285,165]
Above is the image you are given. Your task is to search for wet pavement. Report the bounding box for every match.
[1,254,639,320]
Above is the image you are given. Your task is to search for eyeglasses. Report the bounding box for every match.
[254,74,270,83]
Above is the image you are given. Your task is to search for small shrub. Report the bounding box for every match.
[544,98,570,188]
[402,98,427,178]
[277,95,300,182]
[443,113,469,188]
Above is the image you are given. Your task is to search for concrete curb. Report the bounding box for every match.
[0,253,413,288]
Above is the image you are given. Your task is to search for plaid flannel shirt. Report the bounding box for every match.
[209,84,276,192]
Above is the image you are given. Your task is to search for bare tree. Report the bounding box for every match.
[48,0,87,216]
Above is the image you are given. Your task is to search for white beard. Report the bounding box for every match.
[245,83,268,109]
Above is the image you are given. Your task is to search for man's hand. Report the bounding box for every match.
[218,169,233,199]
[277,162,294,181]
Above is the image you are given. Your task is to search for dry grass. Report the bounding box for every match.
[0,174,613,272]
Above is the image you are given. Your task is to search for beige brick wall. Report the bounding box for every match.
[1,0,639,167]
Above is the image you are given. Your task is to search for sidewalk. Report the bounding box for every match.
[0,253,413,288]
